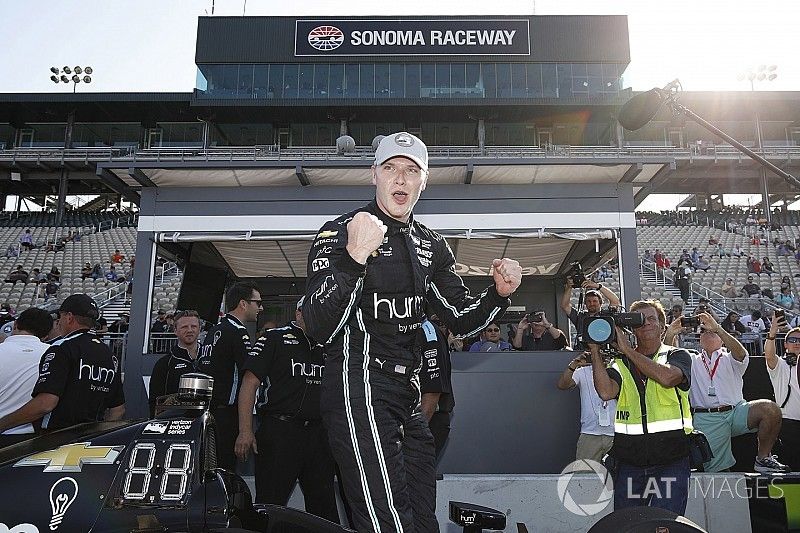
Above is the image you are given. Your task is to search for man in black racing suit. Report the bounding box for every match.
[303,131,522,533]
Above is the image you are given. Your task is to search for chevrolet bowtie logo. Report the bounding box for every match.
[14,442,124,472]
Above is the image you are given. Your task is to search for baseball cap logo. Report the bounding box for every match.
[394,133,414,147]
[308,25,344,51]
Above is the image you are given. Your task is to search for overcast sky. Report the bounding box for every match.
[1,0,796,93]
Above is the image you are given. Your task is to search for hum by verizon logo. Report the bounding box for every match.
[373,293,424,319]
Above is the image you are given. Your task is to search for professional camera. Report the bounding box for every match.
[568,262,586,286]
[582,307,644,345]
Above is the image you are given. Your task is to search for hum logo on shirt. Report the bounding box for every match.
[79,358,116,384]
[373,293,424,320]
[291,359,324,378]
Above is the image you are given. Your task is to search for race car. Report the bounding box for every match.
[0,374,353,532]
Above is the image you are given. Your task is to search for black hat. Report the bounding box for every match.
[59,294,100,320]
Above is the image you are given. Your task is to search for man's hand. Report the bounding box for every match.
[235,430,258,461]
[570,353,591,369]
[581,280,600,290]
[565,278,574,290]
[492,258,522,297]
[517,314,530,332]
[345,211,388,264]
[611,326,634,355]
[697,312,720,333]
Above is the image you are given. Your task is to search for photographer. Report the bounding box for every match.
[560,273,621,345]
[665,313,788,473]
[557,351,615,462]
[512,310,568,351]
[765,316,800,471]
[590,299,693,514]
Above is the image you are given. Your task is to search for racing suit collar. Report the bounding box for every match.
[289,320,317,349]
[171,342,198,362]
[225,313,247,329]
[368,199,414,233]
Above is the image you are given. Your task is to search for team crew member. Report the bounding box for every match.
[149,310,202,417]
[765,322,800,470]
[304,131,522,533]
[0,294,125,433]
[0,308,53,448]
[419,317,455,459]
[198,281,261,472]
[235,297,338,522]
[590,300,693,514]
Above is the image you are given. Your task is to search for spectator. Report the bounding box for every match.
[667,312,787,473]
[4,266,29,285]
[732,245,745,258]
[104,265,126,284]
[80,262,93,280]
[775,287,795,310]
[781,276,793,291]
[761,286,775,300]
[655,252,671,271]
[777,243,791,257]
[642,249,653,265]
[762,257,775,276]
[765,318,800,470]
[695,299,720,323]
[690,247,700,264]
[709,235,719,245]
[4,245,18,258]
[469,322,513,352]
[742,276,761,297]
[674,262,692,303]
[90,263,103,281]
[512,310,568,351]
[720,278,739,299]
[748,256,762,276]
[94,317,109,335]
[0,304,14,325]
[721,311,747,338]
[151,309,168,333]
[693,254,711,272]
[43,280,59,302]
[557,351,615,462]
[19,229,33,251]
[740,310,767,356]
[0,308,54,448]
[108,313,129,334]
[48,266,60,283]
[590,300,693,514]
[716,243,731,258]
[31,268,47,284]
[111,249,124,264]
[666,304,683,324]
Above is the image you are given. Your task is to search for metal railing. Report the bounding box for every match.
[155,262,180,286]
[1,143,796,164]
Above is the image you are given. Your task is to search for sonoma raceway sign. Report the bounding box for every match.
[295,19,530,56]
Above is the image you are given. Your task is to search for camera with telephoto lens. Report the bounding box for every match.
[569,262,586,286]
[582,307,645,345]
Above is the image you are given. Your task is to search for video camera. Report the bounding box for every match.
[568,262,586,286]
[582,307,645,345]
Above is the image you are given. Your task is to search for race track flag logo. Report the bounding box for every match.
[13,442,124,472]
[308,26,344,51]
[556,459,614,516]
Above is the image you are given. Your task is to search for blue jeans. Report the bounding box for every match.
[614,456,690,515]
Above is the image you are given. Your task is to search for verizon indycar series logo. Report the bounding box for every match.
[308,26,344,51]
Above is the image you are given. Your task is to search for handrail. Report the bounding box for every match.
[156,262,180,286]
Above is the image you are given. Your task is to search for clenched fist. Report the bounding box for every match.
[346,211,388,264]
[492,258,522,297]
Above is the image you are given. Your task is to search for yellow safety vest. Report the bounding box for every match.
[612,344,692,435]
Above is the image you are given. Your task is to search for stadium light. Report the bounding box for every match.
[48,66,94,92]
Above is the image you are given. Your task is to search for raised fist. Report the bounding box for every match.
[492,258,522,297]
[346,211,388,264]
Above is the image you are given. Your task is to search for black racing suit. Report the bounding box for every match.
[304,200,509,533]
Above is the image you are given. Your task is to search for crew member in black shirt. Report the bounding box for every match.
[198,281,261,471]
[235,297,338,522]
[419,317,455,460]
[149,310,201,416]
[0,294,125,433]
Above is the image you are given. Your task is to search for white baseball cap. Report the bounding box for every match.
[374,132,428,172]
